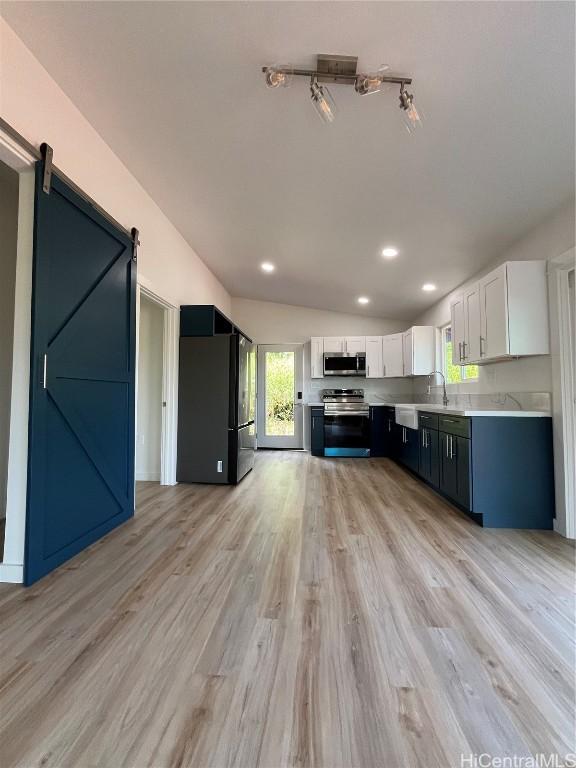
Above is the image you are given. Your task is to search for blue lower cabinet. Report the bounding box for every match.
[310,407,324,456]
[418,426,439,487]
[439,432,471,512]
[369,407,388,456]
[396,425,419,474]
[413,411,554,528]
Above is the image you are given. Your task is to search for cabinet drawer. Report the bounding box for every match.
[438,414,471,438]
[418,412,439,431]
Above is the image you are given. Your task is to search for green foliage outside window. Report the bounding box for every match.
[265,352,295,435]
[444,328,479,384]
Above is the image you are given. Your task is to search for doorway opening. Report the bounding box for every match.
[256,344,304,449]
[135,286,179,492]
[136,294,164,483]
[0,160,19,560]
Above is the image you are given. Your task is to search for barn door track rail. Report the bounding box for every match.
[0,116,137,245]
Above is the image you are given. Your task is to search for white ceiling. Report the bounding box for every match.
[3,1,574,319]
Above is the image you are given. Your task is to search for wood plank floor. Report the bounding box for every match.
[0,451,574,767]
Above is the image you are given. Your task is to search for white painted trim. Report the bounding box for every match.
[257,344,304,449]
[136,284,179,487]
[0,129,37,173]
[2,168,35,584]
[0,563,24,583]
[552,249,575,539]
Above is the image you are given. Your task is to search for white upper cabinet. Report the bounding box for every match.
[365,336,384,378]
[453,260,551,364]
[464,283,481,362]
[323,336,345,354]
[450,285,481,364]
[345,336,366,354]
[479,265,508,359]
[310,337,324,378]
[382,333,404,377]
[402,326,435,376]
[449,294,466,365]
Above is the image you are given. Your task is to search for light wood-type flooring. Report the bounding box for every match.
[0,451,574,767]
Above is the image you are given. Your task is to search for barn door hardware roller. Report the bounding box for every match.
[131,227,140,262]
[40,142,53,194]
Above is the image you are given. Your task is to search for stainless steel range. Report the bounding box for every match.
[321,389,370,457]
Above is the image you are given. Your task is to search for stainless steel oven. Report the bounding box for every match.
[323,352,366,377]
[322,389,370,457]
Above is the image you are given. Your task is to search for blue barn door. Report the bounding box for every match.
[25,162,136,585]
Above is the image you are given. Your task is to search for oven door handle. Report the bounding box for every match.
[325,410,370,417]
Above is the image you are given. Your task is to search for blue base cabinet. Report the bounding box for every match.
[396,425,419,474]
[310,407,324,456]
[416,411,554,529]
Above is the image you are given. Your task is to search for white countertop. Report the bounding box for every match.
[307,402,550,417]
[380,402,550,417]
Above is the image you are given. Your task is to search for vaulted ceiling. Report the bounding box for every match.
[2,1,574,318]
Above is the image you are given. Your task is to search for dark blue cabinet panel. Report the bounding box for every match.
[397,426,419,473]
[310,407,324,456]
[369,407,388,457]
[471,417,554,528]
[26,164,136,585]
[418,426,439,487]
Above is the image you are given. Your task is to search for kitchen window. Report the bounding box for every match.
[442,325,479,384]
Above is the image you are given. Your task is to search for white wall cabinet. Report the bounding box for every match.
[344,336,366,354]
[310,337,324,378]
[402,326,436,376]
[323,336,345,354]
[365,336,384,378]
[450,261,549,365]
[450,285,481,364]
[382,333,404,377]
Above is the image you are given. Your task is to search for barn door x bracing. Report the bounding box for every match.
[25,162,136,585]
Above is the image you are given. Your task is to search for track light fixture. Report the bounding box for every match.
[310,77,337,124]
[263,54,419,129]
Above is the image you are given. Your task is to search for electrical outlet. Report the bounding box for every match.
[217,460,223,473]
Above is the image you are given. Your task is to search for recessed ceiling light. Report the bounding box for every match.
[261,262,275,273]
[422,283,437,292]
[357,296,370,305]
[381,247,399,259]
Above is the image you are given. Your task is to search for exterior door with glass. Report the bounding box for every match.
[257,344,303,448]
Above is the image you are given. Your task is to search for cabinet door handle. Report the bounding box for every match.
[446,435,449,458]
[479,336,486,357]
[383,363,386,376]
[422,429,425,448]
[367,364,370,377]
[462,341,467,361]
[458,342,463,361]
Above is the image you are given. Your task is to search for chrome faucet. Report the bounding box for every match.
[427,370,449,407]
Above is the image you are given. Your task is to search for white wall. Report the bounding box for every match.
[413,198,575,396]
[0,19,230,314]
[0,162,19,519]
[136,297,164,482]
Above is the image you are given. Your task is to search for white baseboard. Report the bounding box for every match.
[136,471,160,482]
[0,563,24,583]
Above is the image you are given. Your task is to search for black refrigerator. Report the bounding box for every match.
[177,333,256,484]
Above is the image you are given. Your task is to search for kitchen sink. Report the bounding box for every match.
[395,405,419,430]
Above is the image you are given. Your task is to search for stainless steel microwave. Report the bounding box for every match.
[323,352,366,377]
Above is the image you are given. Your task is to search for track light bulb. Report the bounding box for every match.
[310,78,337,124]
[264,65,293,89]
[355,65,390,95]
[399,85,422,132]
